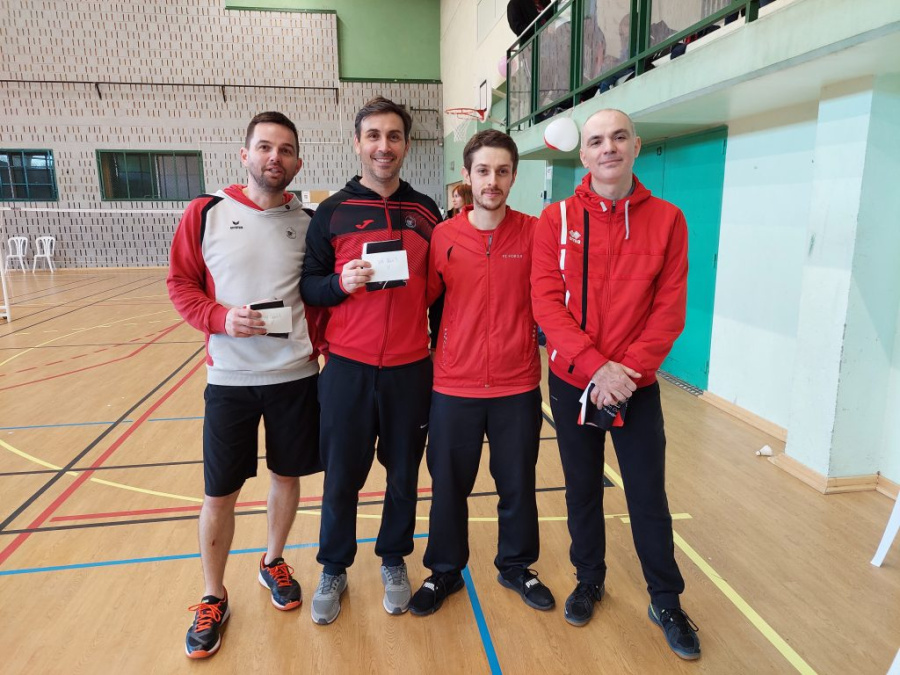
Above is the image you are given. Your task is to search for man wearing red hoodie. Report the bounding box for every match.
[531,109,700,660]
[409,130,554,616]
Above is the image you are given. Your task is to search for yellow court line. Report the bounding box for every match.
[0,437,202,504]
[0,309,173,368]
[540,402,816,675]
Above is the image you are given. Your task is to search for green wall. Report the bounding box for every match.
[226,1,440,81]
[635,128,727,390]
[507,158,547,218]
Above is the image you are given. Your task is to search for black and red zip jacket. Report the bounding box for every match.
[300,176,442,367]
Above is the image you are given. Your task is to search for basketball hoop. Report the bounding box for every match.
[445,107,487,144]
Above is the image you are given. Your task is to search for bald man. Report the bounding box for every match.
[531,109,700,660]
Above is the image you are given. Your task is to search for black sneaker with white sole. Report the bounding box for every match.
[258,555,302,611]
[185,591,230,659]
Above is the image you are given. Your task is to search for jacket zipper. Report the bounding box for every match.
[484,232,493,388]
[377,197,394,368]
[606,201,615,338]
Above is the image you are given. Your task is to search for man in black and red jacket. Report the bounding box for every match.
[300,96,442,625]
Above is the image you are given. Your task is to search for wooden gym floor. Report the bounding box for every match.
[0,268,897,674]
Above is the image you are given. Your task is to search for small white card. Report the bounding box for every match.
[362,247,410,283]
[257,306,292,334]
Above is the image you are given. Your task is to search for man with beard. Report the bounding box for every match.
[531,109,700,660]
[409,129,554,616]
[169,111,321,658]
[301,97,442,624]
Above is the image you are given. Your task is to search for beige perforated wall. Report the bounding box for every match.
[0,1,444,267]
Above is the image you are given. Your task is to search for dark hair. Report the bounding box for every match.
[354,96,413,142]
[453,183,473,205]
[245,111,299,155]
[462,129,519,173]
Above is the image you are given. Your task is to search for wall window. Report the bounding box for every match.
[0,150,58,201]
[97,151,204,201]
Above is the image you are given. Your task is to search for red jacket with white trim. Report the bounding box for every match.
[531,172,688,390]
[427,206,540,395]
[300,176,442,367]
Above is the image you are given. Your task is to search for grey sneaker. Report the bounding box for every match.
[380,563,411,615]
[311,571,347,625]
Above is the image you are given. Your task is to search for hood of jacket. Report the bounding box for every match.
[574,172,652,241]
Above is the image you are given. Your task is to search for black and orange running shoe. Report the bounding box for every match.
[185,590,230,659]
[258,555,302,610]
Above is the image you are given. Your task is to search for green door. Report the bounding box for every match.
[634,128,726,390]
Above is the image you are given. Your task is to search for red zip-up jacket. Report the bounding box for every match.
[531,172,688,390]
[427,206,540,396]
[300,176,442,367]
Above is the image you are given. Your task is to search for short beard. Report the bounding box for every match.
[249,168,290,193]
[473,195,504,211]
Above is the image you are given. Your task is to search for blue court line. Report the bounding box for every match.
[0,416,203,431]
[0,532,429,577]
[462,566,502,675]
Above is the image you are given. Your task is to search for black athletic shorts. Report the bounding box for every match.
[202,375,321,497]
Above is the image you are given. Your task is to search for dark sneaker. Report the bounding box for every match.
[185,591,230,659]
[311,571,348,625]
[648,604,701,660]
[381,563,412,615]
[258,555,302,611]
[564,581,605,626]
[498,568,555,611]
[409,572,465,616]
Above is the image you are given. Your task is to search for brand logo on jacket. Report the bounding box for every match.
[568,229,581,245]
[286,226,296,239]
[404,215,419,229]
[501,253,524,259]
[230,221,243,230]
[355,219,375,230]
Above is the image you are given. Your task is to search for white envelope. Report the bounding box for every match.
[256,306,292,334]
[362,249,410,283]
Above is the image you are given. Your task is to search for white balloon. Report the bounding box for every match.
[544,117,580,152]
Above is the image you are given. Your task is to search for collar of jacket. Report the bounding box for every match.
[574,172,651,215]
[344,175,414,201]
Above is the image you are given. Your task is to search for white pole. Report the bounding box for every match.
[872,493,900,567]
[0,210,11,321]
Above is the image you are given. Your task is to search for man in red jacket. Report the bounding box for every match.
[531,109,700,660]
[300,97,442,625]
[409,129,554,616]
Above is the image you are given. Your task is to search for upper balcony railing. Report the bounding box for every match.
[507,0,771,130]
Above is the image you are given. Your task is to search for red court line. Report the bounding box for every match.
[50,487,435,523]
[0,357,206,567]
[0,321,184,392]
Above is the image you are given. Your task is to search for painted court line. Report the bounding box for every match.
[540,402,816,675]
[0,356,206,565]
[462,566,502,675]
[0,416,202,430]
[0,532,430,577]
